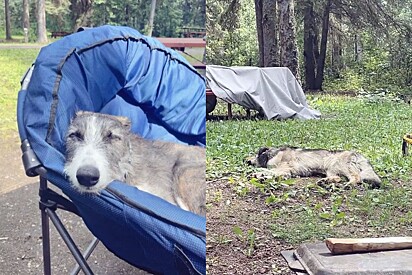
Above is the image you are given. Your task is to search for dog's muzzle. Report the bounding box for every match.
[245,156,256,166]
[76,165,100,187]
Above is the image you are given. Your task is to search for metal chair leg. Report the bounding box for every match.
[40,177,52,275]
[39,175,95,275]
[70,237,100,275]
[46,209,94,275]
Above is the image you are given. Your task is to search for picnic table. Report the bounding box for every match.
[51,31,72,38]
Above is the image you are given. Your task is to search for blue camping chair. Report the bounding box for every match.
[17,25,206,274]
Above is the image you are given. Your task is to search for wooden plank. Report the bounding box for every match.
[326,237,412,254]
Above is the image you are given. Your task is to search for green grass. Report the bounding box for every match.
[178,47,204,65]
[207,95,412,243]
[0,48,40,133]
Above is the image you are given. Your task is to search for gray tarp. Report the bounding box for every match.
[206,65,321,120]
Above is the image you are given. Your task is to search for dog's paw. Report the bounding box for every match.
[316,178,339,191]
[316,178,328,188]
[249,172,273,181]
[342,182,353,190]
[273,173,292,181]
[317,176,341,186]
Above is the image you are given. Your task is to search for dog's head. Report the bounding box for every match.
[64,111,133,193]
[245,147,270,168]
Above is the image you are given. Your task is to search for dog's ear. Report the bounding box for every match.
[256,148,270,168]
[115,116,131,129]
[75,110,91,116]
[257,147,269,155]
[103,113,132,129]
[257,151,269,168]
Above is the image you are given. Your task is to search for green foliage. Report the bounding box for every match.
[92,0,148,32]
[318,195,346,227]
[92,0,204,36]
[154,0,183,37]
[271,207,332,244]
[232,226,256,256]
[1,0,204,38]
[324,27,412,94]
[207,0,258,66]
[92,0,205,36]
[182,0,205,29]
[46,0,71,31]
[323,68,364,92]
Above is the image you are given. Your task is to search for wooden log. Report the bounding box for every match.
[325,237,412,254]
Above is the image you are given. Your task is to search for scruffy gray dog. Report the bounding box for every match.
[246,146,381,188]
[64,111,206,216]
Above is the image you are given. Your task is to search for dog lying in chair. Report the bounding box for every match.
[64,111,206,216]
[246,146,381,188]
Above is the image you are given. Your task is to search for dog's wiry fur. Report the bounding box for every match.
[246,146,381,188]
[64,111,205,216]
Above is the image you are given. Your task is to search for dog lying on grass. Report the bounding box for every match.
[64,111,206,216]
[246,146,381,188]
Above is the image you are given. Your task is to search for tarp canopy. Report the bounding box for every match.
[206,65,321,120]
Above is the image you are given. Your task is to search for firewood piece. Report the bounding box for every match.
[325,237,412,254]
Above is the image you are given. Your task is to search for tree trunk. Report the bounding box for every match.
[4,0,12,40]
[36,0,48,43]
[71,0,93,31]
[278,0,299,78]
[147,0,157,36]
[255,0,264,66]
[314,0,331,90]
[255,0,277,67]
[74,9,93,31]
[54,0,63,29]
[262,0,278,67]
[331,13,344,77]
[354,33,363,62]
[125,3,130,26]
[303,0,316,90]
[23,0,30,43]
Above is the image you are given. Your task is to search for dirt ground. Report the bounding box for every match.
[206,175,412,274]
[206,179,296,274]
[0,133,148,274]
[0,132,33,194]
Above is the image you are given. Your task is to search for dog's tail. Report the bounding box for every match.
[357,155,381,188]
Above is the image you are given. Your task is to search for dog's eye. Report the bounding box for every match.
[68,131,83,141]
[104,131,121,141]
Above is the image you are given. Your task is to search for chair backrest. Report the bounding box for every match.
[19,25,205,176]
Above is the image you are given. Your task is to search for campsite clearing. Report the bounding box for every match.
[206,95,412,273]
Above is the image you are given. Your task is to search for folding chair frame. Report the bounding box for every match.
[22,140,100,275]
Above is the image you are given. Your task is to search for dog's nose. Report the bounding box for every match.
[76,165,100,187]
[244,157,254,166]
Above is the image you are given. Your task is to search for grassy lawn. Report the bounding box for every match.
[206,95,412,272]
[0,48,40,134]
